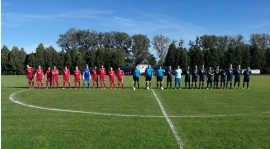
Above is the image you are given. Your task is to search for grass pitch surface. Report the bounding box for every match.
[2,75,270,148]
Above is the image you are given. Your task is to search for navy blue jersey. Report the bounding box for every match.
[199,68,206,77]
[167,70,173,78]
[214,69,220,77]
[227,68,234,78]
[207,70,214,80]
[243,69,252,78]
[185,69,191,78]
[234,68,242,78]
[192,69,198,78]
[221,70,226,79]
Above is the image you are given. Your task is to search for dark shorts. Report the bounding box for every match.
[207,79,213,83]
[227,76,232,82]
[157,76,163,82]
[185,77,190,82]
[167,76,172,82]
[200,76,205,82]
[221,77,226,82]
[214,76,219,82]
[234,77,240,82]
[192,77,198,82]
[145,75,152,81]
[133,76,139,82]
[243,77,250,82]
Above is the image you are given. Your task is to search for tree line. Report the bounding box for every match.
[1,28,270,75]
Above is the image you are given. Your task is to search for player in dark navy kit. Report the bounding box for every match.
[213,66,220,89]
[226,64,234,89]
[185,66,191,89]
[167,66,173,89]
[220,68,226,89]
[234,65,242,89]
[206,67,214,89]
[243,67,252,89]
[199,65,206,89]
[192,65,199,89]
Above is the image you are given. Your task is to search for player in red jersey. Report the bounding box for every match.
[99,65,106,89]
[91,66,98,88]
[45,67,52,89]
[108,67,116,89]
[116,67,124,89]
[25,64,35,89]
[73,66,81,89]
[35,66,44,89]
[52,66,59,89]
[62,66,71,89]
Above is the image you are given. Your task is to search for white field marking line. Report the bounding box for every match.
[9,90,270,118]
[151,89,184,149]
[9,89,165,118]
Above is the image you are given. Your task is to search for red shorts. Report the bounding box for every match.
[110,78,114,83]
[92,76,98,82]
[117,77,123,82]
[28,77,34,81]
[64,78,70,82]
[74,79,80,82]
[37,78,43,82]
[53,78,59,82]
[100,77,105,81]
[46,78,51,82]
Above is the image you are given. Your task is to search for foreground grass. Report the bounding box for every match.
[2,75,270,148]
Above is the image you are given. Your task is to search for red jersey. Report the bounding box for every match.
[63,69,70,81]
[36,69,43,80]
[46,70,52,79]
[26,67,34,79]
[108,71,115,79]
[116,70,124,78]
[52,69,59,81]
[74,70,81,81]
[99,68,106,78]
[92,69,98,80]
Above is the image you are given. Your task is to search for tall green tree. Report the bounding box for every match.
[250,45,265,70]
[26,53,36,70]
[35,43,46,69]
[131,34,151,65]
[19,48,27,74]
[8,46,20,75]
[1,45,10,74]
[164,42,177,67]
[146,54,157,66]
[177,47,189,69]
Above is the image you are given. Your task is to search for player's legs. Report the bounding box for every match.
[31,79,34,89]
[178,78,181,88]
[63,81,66,89]
[121,80,124,89]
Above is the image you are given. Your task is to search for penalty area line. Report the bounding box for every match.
[151,89,184,149]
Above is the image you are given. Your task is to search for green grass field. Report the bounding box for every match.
[1,75,270,149]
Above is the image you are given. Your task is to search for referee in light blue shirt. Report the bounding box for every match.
[156,65,164,89]
[133,65,140,89]
[174,65,182,89]
[145,64,154,89]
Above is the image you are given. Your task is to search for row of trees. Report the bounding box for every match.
[1,28,270,75]
[165,34,270,73]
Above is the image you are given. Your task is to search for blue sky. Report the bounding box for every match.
[1,0,270,55]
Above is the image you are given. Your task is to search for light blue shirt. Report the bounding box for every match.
[145,68,153,76]
[174,69,182,78]
[156,69,164,77]
[133,69,140,77]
